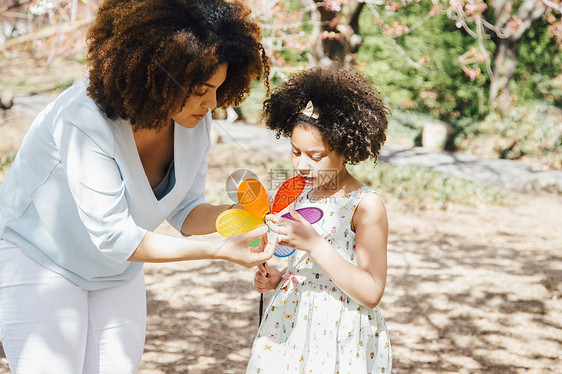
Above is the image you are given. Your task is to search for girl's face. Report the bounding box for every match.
[290,124,346,190]
[172,63,228,128]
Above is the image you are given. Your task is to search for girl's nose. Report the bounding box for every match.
[297,157,312,175]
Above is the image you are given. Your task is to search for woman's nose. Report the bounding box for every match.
[201,92,217,110]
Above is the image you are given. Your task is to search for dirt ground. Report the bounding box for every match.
[0,57,561,373]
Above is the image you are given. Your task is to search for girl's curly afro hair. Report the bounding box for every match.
[86,0,270,130]
[264,67,389,164]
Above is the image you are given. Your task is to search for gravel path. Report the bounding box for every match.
[213,119,562,193]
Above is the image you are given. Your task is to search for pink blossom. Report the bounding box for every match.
[465,1,487,16]
[429,5,442,17]
[547,21,562,43]
[323,0,341,12]
[383,21,409,38]
[416,55,430,66]
[320,31,342,40]
[505,17,522,35]
[385,3,402,12]
[449,0,464,10]
[465,67,482,80]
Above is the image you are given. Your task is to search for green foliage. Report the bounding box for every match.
[454,101,562,169]
[355,2,561,119]
[515,18,562,107]
[350,161,508,209]
[357,2,490,119]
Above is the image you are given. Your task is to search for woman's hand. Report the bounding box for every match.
[253,262,282,293]
[265,205,324,255]
[217,226,277,268]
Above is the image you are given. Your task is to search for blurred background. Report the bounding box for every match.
[0,0,561,373]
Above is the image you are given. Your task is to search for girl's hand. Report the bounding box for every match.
[265,205,324,255]
[218,226,277,268]
[254,262,282,293]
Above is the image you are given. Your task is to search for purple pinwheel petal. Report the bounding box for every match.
[281,207,323,224]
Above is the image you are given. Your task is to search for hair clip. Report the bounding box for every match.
[301,101,319,119]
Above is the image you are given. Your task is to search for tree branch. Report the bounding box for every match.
[447,8,480,39]
[543,0,562,13]
[387,35,436,75]
[511,0,547,40]
[491,0,514,27]
[475,17,494,77]
[366,3,436,75]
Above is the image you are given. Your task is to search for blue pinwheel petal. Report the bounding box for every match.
[274,245,295,258]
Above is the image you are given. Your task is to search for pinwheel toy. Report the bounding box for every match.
[215,174,324,325]
[216,175,324,257]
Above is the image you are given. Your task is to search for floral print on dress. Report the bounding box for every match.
[247,186,392,373]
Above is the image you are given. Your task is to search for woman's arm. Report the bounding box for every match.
[181,203,237,235]
[266,194,388,308]
[129,226,276,268]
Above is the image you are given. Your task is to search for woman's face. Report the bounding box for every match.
[172,63,228,128]
[290,124,346,190]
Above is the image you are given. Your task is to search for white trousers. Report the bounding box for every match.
[0,239,146,374]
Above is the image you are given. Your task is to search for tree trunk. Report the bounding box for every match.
[487,0,546,115]
[313,1,365,68]
[489,38,519,115]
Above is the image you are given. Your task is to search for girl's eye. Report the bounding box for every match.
[311,157,323,161]
[292,151,301,156]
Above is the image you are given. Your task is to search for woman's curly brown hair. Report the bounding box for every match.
[263,67,389,164]
[86,0,270,129]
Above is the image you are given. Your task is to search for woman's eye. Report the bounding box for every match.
[292,151,301,156]
[311,156,323,161]
[192,90,207,97]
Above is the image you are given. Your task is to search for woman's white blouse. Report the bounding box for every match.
[0,79,211,290]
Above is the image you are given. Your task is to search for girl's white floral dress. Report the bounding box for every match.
[247,186,392,374]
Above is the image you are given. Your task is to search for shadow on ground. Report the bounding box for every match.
[132,198,561,373]
[1,180,560,374]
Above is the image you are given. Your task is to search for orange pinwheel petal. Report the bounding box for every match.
[237,178,270,219]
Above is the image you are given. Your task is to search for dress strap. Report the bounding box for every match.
[295,187,313,205]
[345,186,379,211]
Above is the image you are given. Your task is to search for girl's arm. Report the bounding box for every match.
[253,263,287,293]
[266,194,388,308]
[129,226,277,268]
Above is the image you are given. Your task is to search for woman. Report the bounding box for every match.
[0,0,273,372]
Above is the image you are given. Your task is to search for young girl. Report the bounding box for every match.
[247,67,392,373]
